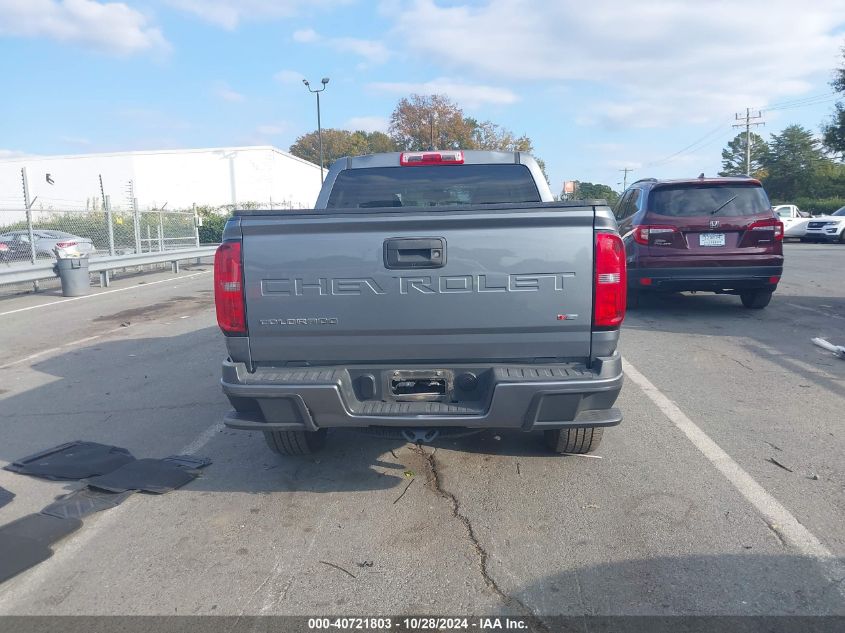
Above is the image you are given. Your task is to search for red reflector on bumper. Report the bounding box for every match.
[769,276,780,284]
[640,278,652,286]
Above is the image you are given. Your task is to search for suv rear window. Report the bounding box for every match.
[325,165,541,208]
[648,184,770,217]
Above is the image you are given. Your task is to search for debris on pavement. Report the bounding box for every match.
[393,479,414,505]
[0,532,52,584]
[766,457,794,473]
[0,486,14,510]
[4,441,135,481]
[807,473,820,481]
[403,470,414,479]
[764,441,782,452]
[811,337,845,360]
[356,561,374,568]
[84,458,199,494]
[162,454,212,470]
[319,560,356,579]
[562,453,603,459]
[41,488,134,520]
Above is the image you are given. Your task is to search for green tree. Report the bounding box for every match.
[288,129,398,167]
[388,94,476,151]
[570,182,619,205]
[822,46,845,158]
[388,94,548,184]
[761,125,830,199]
[719,132,768,178]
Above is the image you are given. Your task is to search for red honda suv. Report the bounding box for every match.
[614,177,784,309]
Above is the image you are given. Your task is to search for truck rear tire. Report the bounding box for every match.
[264,429,327,455]
[544,427,603,454]
[740,290,772,309]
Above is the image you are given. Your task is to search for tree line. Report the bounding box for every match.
[289,94,548,182]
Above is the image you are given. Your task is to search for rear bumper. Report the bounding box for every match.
[221,354,623,432]
[629,265,783,292]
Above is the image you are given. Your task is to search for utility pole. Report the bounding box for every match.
[619,168,633,190]
[733,108,765,175]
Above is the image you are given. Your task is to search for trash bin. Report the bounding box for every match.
[56,256,91,297]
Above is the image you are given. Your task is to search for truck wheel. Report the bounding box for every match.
[263,429,327,455]
[740,290,772,309]
[544,427,603,454]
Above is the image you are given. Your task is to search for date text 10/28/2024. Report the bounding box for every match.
[307,617,529,630]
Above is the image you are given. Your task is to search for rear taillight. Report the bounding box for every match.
[214,241,246,335]
[0,243,8,251]
[55,241,78,248]
[632,225,679,246]
[748,218,784,241]
[400,151,464,166]
[594,232,627,329]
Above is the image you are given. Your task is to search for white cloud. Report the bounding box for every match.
[213,82,245,102]
[368,78,519,108]
[344,116,389,133]
[256,123,287,135]
[0,0,169,55]
[60,135,93,146]
[292,28,318,42]
[383,0,845,126]
[274,69,303,85]
[330,37,389,63]
[167,0,350,30]
[293,28,389,63]
[0,149,31,159]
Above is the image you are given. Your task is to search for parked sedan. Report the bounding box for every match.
[0,230,95,262]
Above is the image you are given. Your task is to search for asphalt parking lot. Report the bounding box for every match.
[0,243,843,620]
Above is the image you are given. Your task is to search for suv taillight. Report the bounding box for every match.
[748,218,784,241]
[214,241,246,335]
[632,225,680,246]
[594,232,627,329]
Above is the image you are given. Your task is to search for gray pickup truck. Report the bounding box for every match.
[214,150,625,456]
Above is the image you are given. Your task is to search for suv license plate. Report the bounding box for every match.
[699,233,726,247]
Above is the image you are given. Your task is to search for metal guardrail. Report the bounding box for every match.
[0,246,218,287]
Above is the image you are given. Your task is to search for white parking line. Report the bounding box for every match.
[0,271,210,318]
[622,358,845,601]
[0,420,225,613]
[0,329,125,371]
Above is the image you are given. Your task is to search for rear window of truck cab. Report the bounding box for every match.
[648,184,770,217]
[325,164,541,208]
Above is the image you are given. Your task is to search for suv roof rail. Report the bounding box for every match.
[632,178,657,185]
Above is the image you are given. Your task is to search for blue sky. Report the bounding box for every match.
[1,0,845,194]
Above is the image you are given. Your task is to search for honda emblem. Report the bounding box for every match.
[709,219,720,229]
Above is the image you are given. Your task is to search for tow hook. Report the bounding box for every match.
[401,428,440,443]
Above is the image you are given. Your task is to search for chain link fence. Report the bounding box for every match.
[0,207,200,265]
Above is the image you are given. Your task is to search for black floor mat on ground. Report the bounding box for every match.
[84,458,198,494]
[0,513,82,546]
[41,488,134,520]
[0,534,52,584]
[4,441,135,481]
[0,486,13,509]
[162,454,212,470]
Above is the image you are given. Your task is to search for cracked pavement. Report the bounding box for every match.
[0,244,844,618]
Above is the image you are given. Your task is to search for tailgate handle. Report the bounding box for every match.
[384,237,446,269]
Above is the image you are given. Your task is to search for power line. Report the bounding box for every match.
[619,167,634,189]
[643,119,732,168]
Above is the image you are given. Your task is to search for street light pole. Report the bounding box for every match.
[303,77,330,182]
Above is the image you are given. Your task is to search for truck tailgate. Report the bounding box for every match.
[239,206,595,364]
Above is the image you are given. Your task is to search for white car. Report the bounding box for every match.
[773,204,811,239]
[803,206,845,243]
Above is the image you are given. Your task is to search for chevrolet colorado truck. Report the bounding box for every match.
[214,150,626,455]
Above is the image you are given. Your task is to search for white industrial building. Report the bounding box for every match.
[0,146,323,213]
